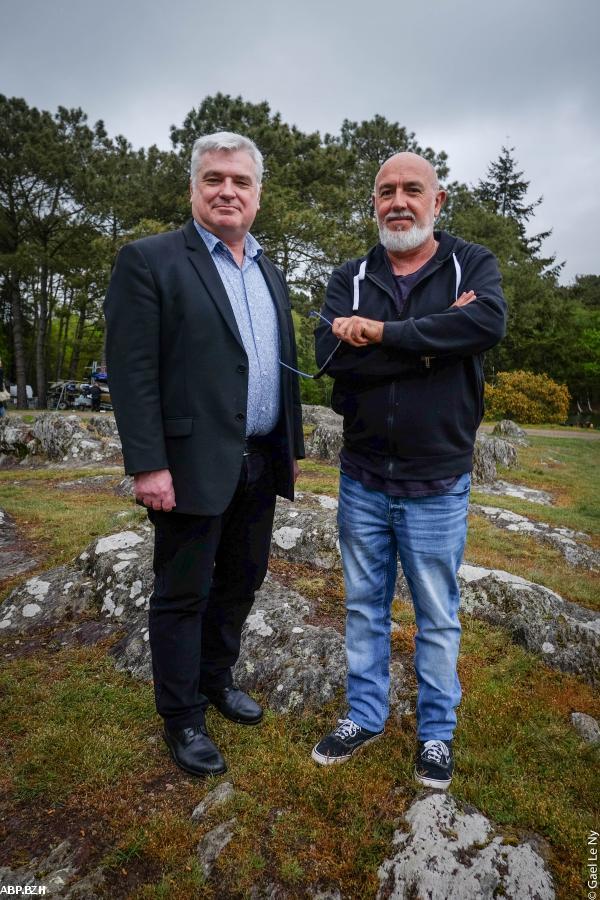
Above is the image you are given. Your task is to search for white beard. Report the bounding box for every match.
[378,220,434,252]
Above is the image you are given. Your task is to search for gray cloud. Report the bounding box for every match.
[1,0,598,281]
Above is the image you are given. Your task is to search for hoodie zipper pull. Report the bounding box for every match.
[422,356,432,369]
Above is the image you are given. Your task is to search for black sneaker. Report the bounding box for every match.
[311,718,383,766]
[414,739,453,789]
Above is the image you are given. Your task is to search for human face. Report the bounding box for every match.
[373,154,445,252]
[190,149,261,243]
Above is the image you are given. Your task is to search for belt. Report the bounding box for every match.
[243,435,272,456]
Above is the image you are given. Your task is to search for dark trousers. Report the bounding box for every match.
[147,448,276,730]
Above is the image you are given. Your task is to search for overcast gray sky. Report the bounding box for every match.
[1,0,598,283]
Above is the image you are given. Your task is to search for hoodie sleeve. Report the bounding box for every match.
[314,262,389,378]
[381,245,507,356]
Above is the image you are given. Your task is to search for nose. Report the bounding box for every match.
[390,187,408,208]
[219,178,236,198]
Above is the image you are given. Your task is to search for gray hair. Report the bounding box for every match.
[190,131,264,186]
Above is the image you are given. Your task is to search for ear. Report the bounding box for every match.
[257,183,262,209]
[189,179,194,201]
[434,189,447,217]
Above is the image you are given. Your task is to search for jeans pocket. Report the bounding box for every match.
[447,472,471,495]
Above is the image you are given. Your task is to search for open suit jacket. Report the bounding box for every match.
[104,219,305,516]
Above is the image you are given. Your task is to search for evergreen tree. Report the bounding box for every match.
[475,145,553,265]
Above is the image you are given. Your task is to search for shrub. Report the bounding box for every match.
[484,371,571,424]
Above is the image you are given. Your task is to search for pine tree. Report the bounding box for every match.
[476,145,553,264]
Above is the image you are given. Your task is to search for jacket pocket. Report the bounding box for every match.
[163,417,193,437]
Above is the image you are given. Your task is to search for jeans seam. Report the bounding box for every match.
[378,511,394,724]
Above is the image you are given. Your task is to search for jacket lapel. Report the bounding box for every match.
[182,220,244,351]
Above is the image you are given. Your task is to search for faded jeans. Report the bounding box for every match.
[338,471,471,741]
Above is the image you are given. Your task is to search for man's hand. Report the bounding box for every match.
[134,468,176,511]
[333,290,477,348]
[333,316,384,347]
[332,289,478,348]
[293,460,301,483]
[451,290,476,308]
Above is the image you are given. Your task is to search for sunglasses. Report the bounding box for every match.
[279,311,341,380]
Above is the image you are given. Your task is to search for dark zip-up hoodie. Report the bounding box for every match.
[314,231,507,480]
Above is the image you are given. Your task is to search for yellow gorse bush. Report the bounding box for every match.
[485,370,571,424]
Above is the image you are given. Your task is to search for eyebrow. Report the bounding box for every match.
[377,179,426,192]
[201,169,253,181]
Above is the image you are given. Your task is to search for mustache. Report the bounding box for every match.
[384,211,416,224]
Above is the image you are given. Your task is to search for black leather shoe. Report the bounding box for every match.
[163,724,227,776]
[204,686,263,725]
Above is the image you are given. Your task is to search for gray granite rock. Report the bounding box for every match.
[571,712,600,745]
[196,819,236,877]
[0,566,85,634]
[492,419,530,446]
[0,520,412,714]
[191,782,235,822]
[116,475,135,497]
[377,793,554,899]
[0,839,105,898]
[87,415,120,438]
[460,564,600,684]
[0,415,33,460]
[250,883,341,900]
[470,504,599,569]
[475,480,553,505]
[234,575,411,716]
[472,434,518,483]
[302,404,343,430]
[32,414,98,460]
[0,413,122,465]
[272,496,341,569]
[55,474,119,491]
[0,527,154,681]
[302,403,344,464]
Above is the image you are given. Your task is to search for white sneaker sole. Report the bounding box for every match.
[311,732,383,766]
[414,766,452,790]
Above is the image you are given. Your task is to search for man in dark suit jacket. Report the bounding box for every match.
[104,132,304,777]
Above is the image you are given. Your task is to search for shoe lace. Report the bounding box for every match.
[334,718,360,740]
[421,740,449,764]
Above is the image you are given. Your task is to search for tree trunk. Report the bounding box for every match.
[56,286,73,380]
[9,271,28,408]
[68,296,88,379]
[35,260,48,408]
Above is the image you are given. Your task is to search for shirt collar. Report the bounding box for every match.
[193,220,263,261]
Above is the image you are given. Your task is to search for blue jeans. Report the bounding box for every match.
[338,471,471,741]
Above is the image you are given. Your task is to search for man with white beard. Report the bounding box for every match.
[311,152,506,788]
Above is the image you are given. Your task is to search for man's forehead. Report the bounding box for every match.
[198,149,256,177]
[376,154,436,189]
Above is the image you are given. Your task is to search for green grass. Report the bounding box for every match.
[296,458,339,495]
[0,437,599,898]
[0,628,596,898]
[491,436,600,534]
[466,515,599,611]
[0,467,144,601]
[0,649,155,802]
